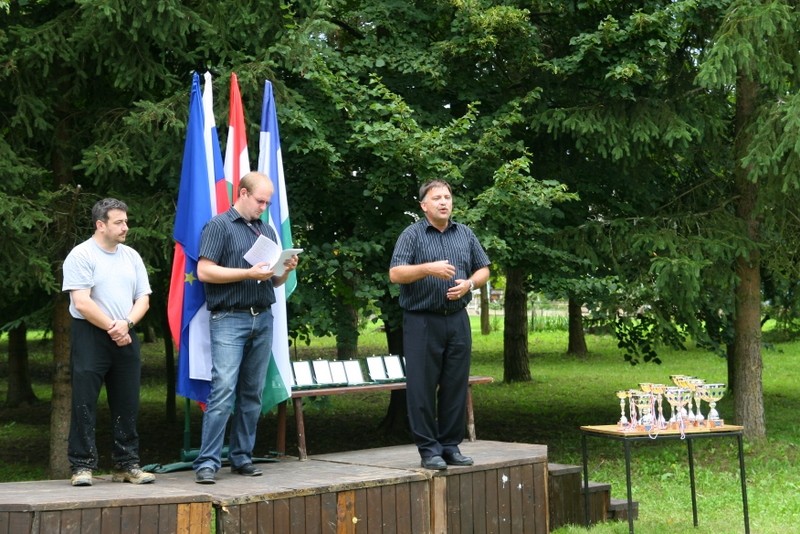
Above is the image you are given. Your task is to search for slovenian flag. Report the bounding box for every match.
[223,72,250,203]
[257,80,294,412]
[204,72,230,216]
[168,72,223,403]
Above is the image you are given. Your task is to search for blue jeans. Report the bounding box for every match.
[193,308,273,472]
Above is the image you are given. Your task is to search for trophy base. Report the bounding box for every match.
[705,418,724,428]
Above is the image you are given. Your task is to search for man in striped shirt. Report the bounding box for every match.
[192,171,298,484]
[390,180,491,470]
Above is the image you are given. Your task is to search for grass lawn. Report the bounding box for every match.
[1,317,798,532]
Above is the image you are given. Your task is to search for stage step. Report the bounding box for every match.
[547,463,638,531]
[609,497,639,520]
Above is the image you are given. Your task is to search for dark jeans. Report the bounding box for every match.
[68,318,142,472]
[403,309,471,459]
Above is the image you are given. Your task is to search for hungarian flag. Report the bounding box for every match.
[223,72,249,203]
[168,72,224,403]
[257,80,295,412]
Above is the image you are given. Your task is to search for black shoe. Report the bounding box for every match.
[195,467,216,484]
[420,455,447,470]
[443,452,474,466]
[231,463,262,476]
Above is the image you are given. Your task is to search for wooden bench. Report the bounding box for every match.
[275,366,493,460]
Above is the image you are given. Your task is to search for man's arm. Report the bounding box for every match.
[127,294,150,327]
[71,289,117,331]
[389,260,455,284]
[197,257,275,283]
[468,266,491,289]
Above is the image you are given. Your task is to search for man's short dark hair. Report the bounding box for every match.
[418,180,452,201]
[92,198,128,225]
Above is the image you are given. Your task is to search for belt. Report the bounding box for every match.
[224,307,267,316]
[414,308,465,316]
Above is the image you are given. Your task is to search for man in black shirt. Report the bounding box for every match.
[390,180,490,470]
[192,171,298,484]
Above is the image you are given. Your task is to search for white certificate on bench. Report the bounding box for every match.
[293,361,315,387]
[312,360,334,385]
[329,361,348,384]
[384,355,405,380]
[366,356,387,381]
[343,360,366,384]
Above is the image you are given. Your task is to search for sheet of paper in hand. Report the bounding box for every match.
[243,234,303,276]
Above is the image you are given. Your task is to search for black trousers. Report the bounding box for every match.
[402,309,471,458]
[68,318,142,471]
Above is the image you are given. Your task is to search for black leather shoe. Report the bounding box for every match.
[195,467,216,484]
[231,463,262,476]
[443,452,474,466]
[420,455,447,470]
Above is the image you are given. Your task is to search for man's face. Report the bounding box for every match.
[100,209,128,243]
[240,180,274,221]
[420,186,452,226]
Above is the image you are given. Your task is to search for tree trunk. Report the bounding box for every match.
[5,323,39,406]
[49,104,76,478]
[503,267,531,382]
[726,342,735,393]
[732,74,765,440]
[50,293,73,478]
[335,300,359,360]
[378,322,408,436]
[567,297,588,356]
[480,284,491,335]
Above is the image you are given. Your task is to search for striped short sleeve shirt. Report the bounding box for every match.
[390,218,490,313]
[199,207,279,311]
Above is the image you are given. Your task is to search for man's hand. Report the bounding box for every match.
[447,279,472,300]
[249,262,275,280]
[107,321,132,345]
[428,260,456,280]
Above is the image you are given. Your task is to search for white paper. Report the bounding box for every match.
[366,356,387,381]
[343,360,365,384]
[273,248,304,277]
[243,234,302,277]
[384,355,405,379]
[329,361,347,384]
[293,361,315,386]
[312,360,334,385]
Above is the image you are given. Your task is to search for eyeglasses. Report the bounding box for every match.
[246,191,271,207]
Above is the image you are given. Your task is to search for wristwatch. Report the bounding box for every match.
[127,319,135,330]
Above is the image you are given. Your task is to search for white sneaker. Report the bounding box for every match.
[71,469,93,487]
[112,465,155,484]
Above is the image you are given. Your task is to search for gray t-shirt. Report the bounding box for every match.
[62,237,151,320]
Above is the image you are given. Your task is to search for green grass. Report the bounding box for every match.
[1,320,798,532]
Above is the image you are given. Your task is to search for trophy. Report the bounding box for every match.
[615,390,629,428]
[664,386,691,428]
[698,383,726,426]
[685,377,706,424]
[631,392,655,430]
[670,375,692,419]
[649,383,667,429]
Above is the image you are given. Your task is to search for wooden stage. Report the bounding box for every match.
[0,440,549,534]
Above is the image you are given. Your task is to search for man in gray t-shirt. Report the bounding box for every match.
[61,198,154,487]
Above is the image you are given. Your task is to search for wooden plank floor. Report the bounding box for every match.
[0,440,548,534]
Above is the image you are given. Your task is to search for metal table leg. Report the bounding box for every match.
[582,433,590,527]
[737,434,750,534]
[687,437,698,526]
[624,440,634,534]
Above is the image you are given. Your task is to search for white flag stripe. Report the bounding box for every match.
[188,73,218,383]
